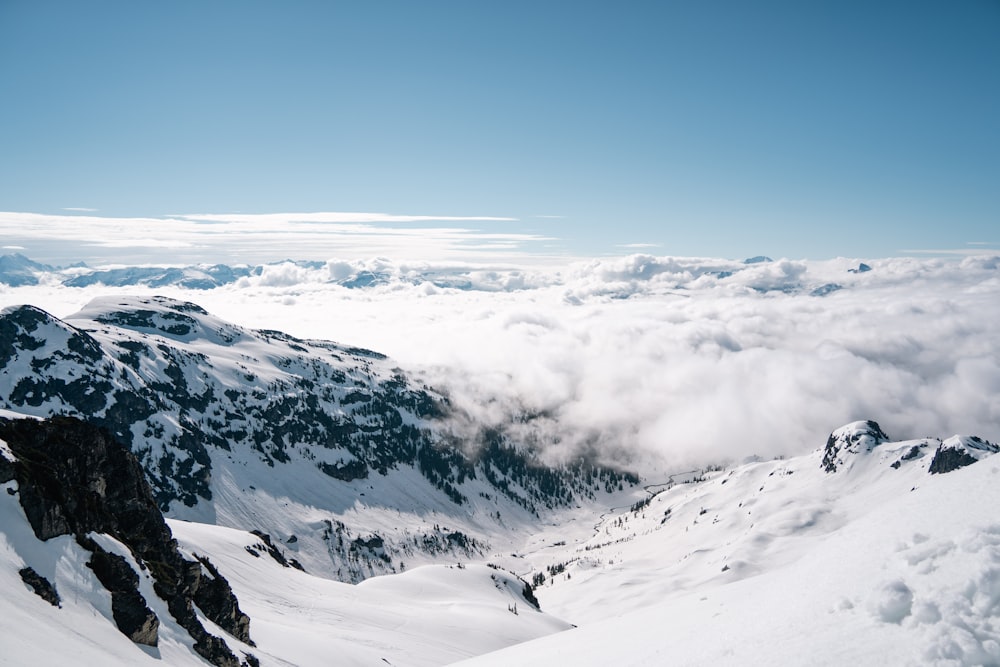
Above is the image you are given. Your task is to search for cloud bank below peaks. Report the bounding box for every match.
[218,254,1000,470]
[3,252,999,472]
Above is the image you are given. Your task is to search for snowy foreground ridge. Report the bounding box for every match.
[2,411,999,665]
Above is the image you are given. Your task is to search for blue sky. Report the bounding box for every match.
[1,0,998,262]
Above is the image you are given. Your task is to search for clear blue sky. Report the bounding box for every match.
[1,0,997,260]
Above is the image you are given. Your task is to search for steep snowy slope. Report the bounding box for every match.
[0,413,570,667]
[169,521,569,667]
[458,422,1000,665]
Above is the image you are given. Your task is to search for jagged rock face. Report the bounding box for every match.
[821,420,890,473]
[84,541,160,646]
[1,414,169,542]
[0,415,254,667]
[19,566,60,606]
[928,436,1000,474]
[193,556,253,643]
[0,297,637,515]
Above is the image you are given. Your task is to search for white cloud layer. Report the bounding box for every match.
[3,253,998,473]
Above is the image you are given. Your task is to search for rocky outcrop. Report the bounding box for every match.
[19,566,60,606]
[82,538,159,646]
[821,420,889,473]
[192,556,253,644]
[0,415,255,667]
[928,436,1000,475]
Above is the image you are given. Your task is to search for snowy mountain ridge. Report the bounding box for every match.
[0,295,636,581]
[0,251,920,298]
[468,420,1000,666]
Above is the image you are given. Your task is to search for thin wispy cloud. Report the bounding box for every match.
[86,239,194,249]
[617,243,661,249]
[0,210,555,265]
[899,247,1000,256]
[175,212,518,224]
[61,207,98,212]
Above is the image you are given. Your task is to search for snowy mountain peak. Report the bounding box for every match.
[821,419,890,473]
[74,295,248,345]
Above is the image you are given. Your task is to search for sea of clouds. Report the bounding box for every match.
[3,251,998,473]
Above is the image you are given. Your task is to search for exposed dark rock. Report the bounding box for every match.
[928,445,979,474]
[247,530,297,569]
[318,458,369,481]
[0,452,14,484]
[821,420,889,473]
[83,539,159,646]
[193,556,253,645]
[19,566,60,606]
[891,445,926,469]
[928,436,999,475]
[0,415,253,666]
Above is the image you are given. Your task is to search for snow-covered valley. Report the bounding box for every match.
[3,414,998,666]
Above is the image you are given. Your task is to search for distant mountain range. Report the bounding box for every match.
[0,252,878,296]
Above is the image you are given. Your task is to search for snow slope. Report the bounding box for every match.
[4,410,998,665]
[458,424,1000,665]
[0,423,570,667]
[169,520,569,666]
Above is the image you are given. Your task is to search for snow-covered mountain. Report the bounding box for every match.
[0,295,636,581]
[3,411,997,665]
[0,413,563,667]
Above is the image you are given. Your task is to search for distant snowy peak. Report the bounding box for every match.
[0,253,51,286]
[0,251,895,297]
